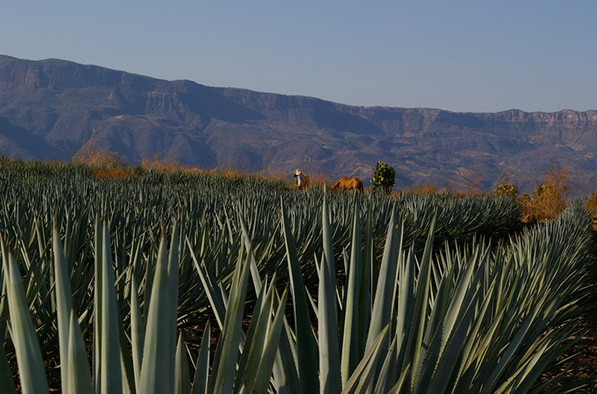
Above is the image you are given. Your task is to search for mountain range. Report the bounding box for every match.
[1,54,596,194]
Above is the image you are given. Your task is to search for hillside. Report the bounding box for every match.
[1,54,597,192]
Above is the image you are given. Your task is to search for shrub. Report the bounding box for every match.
[371,161,395,192]
[519,167,569,221]
[493,182,518,197]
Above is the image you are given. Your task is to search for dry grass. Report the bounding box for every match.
[203,168,244,181]
[91,168,138,180]
[400,184,439,195]
[141,156,187,172]
[305,173,330,189]
[399,184,491,198]
[263,173,298,187]
[448,190,491,199]
[72,145,123,167]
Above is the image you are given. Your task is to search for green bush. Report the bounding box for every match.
[371,161,395,192]
[493,182,518,197]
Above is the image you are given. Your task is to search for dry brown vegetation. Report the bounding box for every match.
[91,168,138,180]
[400,184,439,195]
[71,150,299,186]
[72,145,124,167]
[302,173,329,189]
[518,167,570,222]
[141,155,186,172]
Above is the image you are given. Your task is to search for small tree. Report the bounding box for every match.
[371,161,395,192]
[524,167,569,221]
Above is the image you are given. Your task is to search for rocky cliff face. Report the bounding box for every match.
[1,54,596,193]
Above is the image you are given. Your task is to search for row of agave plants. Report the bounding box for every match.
[0,195,593,393]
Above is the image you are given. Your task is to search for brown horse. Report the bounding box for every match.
[330,176,364,192]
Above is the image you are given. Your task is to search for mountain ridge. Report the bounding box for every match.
[1,54,596,193]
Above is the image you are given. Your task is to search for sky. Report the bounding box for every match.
[1,1,596,113]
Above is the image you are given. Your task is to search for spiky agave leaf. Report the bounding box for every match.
[340,198,367,386]
[138,225,179,394]
[52,223,71,383]
[319,194,342,394]
[0,255,18,394]
[174,334,191,394]
[190,321,210,394]
[242,289,288,394]
[66,310,93,394]
[97,221,123,394]
[209,244,252,393]
[280,200,319,393]
[2,238,49,394]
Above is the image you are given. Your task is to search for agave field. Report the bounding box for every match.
[0,159,594,393]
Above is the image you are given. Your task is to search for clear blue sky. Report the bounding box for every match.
[1,1,595,113]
